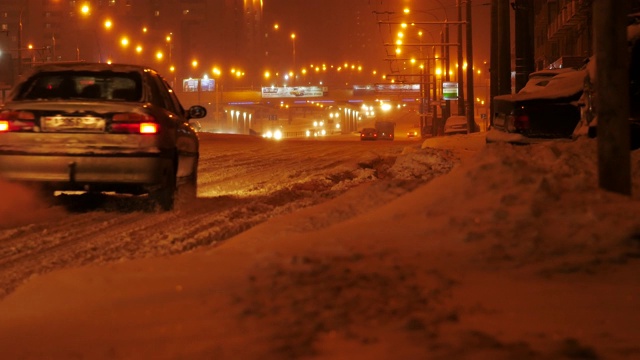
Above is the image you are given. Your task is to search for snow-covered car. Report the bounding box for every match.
[487,68,586,144]
[0,62,207,211]
[360,127,378,141]
[574,20,640,150]
[444,115,480,135]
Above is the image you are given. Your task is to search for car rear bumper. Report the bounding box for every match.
[0,133,171,188]
[0,154,169,185]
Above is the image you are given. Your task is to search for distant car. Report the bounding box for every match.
[407,127,420,138]
[444,115,479,135]
[360,127,378,141]
[487,68,586,144]
[0,62,207,211]
[189,119,202,132]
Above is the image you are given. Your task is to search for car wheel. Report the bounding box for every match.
[150,160,176,211]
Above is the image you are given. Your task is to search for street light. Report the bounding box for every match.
[291,33,296,85]
[212,66,222,128]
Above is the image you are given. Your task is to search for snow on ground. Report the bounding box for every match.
[1,133,639,359]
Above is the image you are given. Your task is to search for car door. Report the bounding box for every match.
[147,72,198,179]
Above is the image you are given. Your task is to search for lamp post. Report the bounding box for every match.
[291,33,296,85]
[17,9,23,78]
[166,33,175,87]
[212,67,222,129]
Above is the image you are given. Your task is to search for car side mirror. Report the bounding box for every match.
[188,105,207,119]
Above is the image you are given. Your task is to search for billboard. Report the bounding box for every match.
[373,83,420,94]
[182,78,215,92]
[261,86,325,98]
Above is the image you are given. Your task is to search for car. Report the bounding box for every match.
[360,127,378,141]
[574,20,640,150]
[487,68,586,144]
[407,126,420,138]
[443,115,480,135]
[0,62,207,211]
[189,119,203,132]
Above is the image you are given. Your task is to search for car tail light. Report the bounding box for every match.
[139,122,158,134]
[0,110,36,132]
[513,114,530,131]
[111,112,159,134]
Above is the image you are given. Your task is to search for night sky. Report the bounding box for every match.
[262,0,491,76]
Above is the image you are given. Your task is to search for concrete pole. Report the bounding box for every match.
[17,10,23,79]
[497,0,511,95]
[457,0,465,116]
[594,0,631,195]
[465,0,475,130]
[514,0,535,92]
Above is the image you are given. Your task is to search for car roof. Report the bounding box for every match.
[495,68,586,101]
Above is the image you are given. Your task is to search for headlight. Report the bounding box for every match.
[263,130,273,138]
[273,129,283,140]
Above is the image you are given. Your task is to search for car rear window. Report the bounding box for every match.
[17,71,142,101]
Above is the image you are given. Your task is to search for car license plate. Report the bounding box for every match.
[42,116,106,132]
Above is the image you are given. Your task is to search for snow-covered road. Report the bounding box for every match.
[0,133,449,299]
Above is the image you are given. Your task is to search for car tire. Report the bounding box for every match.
[150,159,176,211]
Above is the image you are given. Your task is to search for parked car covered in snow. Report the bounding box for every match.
[444,115,480,135]
[487,68,586,144]
[573,19,640,150]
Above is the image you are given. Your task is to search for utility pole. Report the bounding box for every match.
[17,10,23,79]
[491,0,511,129]
[594,0,630,195]
[442,24,451,124]
[514,0,535,93]
[465,0,475,130]
[457,0,465,116]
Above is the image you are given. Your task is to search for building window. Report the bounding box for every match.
[154,10,160,17]
[1,24,7,32]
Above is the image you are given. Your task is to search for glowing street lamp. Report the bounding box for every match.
[291,33,296,84]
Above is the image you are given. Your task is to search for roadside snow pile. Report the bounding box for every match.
[389,146,458,181]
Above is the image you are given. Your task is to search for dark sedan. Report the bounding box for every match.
[360,127,378,141]
[487,68,586,144]
[0,62,207,211]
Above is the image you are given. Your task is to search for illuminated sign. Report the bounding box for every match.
[182,78,215,92]
[261,86,325,98]
[373,83,420,94]
[442,82,458,100]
